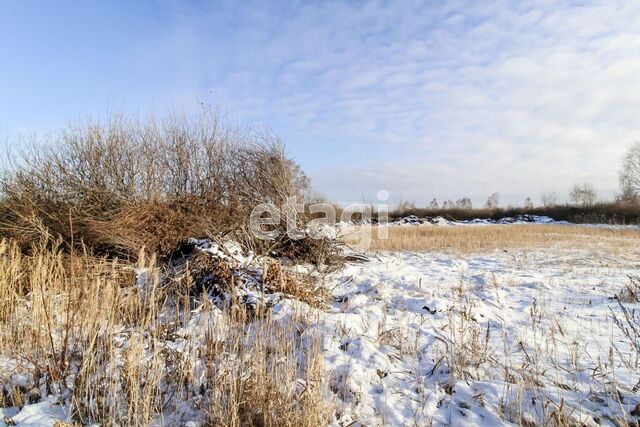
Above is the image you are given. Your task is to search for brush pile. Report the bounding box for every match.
[168,239,331,311]
[0,111,339,266]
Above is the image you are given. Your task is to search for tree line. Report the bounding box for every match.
[402,142,640,211]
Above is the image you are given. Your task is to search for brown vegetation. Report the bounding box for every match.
[263,261,330,308]
[344,224,640,253]
[390,201,640,225]
[0,111,332,263]
[0,111,338,425]
[0,237,331,425]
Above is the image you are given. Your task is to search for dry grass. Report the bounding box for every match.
[263,261,330,308]
[0,237,331,426]
[344,224,640,253]
[432,270,639,426]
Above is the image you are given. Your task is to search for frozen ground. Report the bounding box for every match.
[322,245,640,425]
[2,226,640,426]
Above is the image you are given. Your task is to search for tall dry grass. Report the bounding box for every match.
[431,269,640,426]
[345,224,640,253]
[0,237,331,426]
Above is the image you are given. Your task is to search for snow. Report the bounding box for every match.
[0,399,69,427]
[384,214,562,228]
[391,214,564,226]
[319,244,640,425]
[188,238,252,264]
[2,225,639,425]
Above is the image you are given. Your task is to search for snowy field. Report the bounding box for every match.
[2,224,640,426]
[324,244,640,425]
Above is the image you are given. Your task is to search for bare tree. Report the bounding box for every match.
[429,198,438,208]
[485,192,500,209]
[397,200,416,214]
[523,197,534,210]
[540,192,557,207]
[569,183,596,206]
[443,199,454,209]
[455,197,472,209]
[619,141,640,201]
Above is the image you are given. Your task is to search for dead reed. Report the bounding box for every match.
[0,237,331,426]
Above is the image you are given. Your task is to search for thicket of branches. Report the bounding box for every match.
[389,201,640,224]
[0,111,333,261]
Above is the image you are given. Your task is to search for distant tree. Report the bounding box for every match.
[455,197,472,209]
[397,200,416,214]
[619,142,640,201]
[569,183,596,206]
[524,197,534,210]
[443,199,454,209]
[465,198,473,209]
[485,192,500,209]
[541,192,557,207]
[429,198,439,208]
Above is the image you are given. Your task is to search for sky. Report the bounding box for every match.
[1,0,640,207]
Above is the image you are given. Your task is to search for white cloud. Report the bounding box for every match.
[13,0,638,207]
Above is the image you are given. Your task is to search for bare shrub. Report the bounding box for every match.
[0,111,327,262]
[455,197,472,209]
[617,275,640,304]
[524,196,534,209]
[396,200,416,215]
[389,201,640,225]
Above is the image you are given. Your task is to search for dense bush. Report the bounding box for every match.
[389,201,640,224]
[0,111,331,260]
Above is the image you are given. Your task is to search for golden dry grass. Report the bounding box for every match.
[344,224,640,253]
[0,237,330,426]
[263,261,330,308]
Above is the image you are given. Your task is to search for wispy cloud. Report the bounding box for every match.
[2,0,639,206]
[150,0,639,205]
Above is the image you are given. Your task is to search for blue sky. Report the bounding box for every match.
[1,1,640,206]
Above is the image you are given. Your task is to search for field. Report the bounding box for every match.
[5,2,640,426]
[344,223,640,253]
[1,224,640,426]
[335,224,640,425]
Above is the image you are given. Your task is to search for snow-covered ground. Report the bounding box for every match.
[322,246,640,425]
[2,226,640,426]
